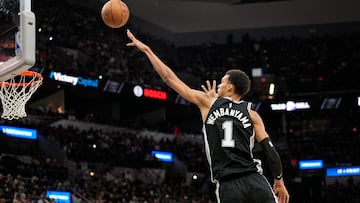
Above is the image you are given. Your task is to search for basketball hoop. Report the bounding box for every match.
[0,70,43,120]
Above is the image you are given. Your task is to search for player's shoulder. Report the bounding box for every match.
[249,110,264,124]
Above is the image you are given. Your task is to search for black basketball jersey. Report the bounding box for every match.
[203,97,262,182]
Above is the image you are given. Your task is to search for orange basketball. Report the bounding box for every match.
[101,0,130,28]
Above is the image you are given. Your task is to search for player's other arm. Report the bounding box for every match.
[250,110,289,203]
[251,110,283,180]
[126,29,210,110]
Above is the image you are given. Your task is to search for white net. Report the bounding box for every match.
[0,71,42,120]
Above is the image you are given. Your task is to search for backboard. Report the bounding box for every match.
[0,0,35,82]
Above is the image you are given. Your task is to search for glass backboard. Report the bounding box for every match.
[0,0,35,82]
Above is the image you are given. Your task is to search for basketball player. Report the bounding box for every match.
[126,29,289,203]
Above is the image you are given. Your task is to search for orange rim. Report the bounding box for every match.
[0,71,43,87]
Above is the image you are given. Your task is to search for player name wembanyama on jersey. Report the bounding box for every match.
[206,106,251,128]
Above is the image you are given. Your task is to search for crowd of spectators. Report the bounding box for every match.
[0,166,214,203]
[1,0,350,101]
[0,109,359,202]
[286,110,360,165]
[176,32,360,97]
[29,0,360,99]
[36,124,207,173]
[0,118,215,202]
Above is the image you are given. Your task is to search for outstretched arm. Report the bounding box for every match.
[250,110,290,203]
[126,30,211,118]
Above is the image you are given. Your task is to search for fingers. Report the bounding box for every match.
[202,80,212,92]
[126,29,136,42]
[206,80,212,90]
[285,193,290,203]
[126,29,132,37]
[126,29,137,47]
[278,195,289,203]
[276,191,289,203]
[126,42,136,47]
[212,80,216,90]
[204,80,216,91]
[201,84,208,92]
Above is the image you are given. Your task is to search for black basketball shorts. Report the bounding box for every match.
[215,172,278,203]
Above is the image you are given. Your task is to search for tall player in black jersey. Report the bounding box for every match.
[127,30,289,203]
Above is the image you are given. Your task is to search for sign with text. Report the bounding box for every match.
[326,166,360,177]
[49,71,98,88]
[271,101,310,111]
[299,160,324,170]
[132,85,167,100]
[144,88,167,100]
[0,125,37,140]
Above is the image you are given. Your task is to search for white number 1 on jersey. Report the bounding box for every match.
[221,121,235,147]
